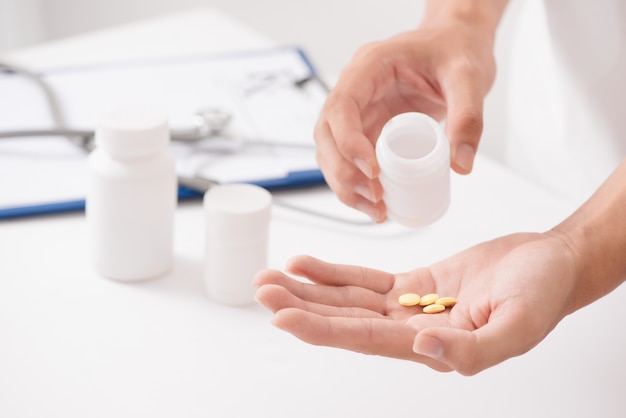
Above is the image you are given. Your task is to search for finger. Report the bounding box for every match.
[412,306,544,375]
[273,307,453,372]
[321,76,380,180]
[255,284,386,319]
[314,119,386,222]
[287,255,395,294]
[254,267,387,312]
[441,71,486,174]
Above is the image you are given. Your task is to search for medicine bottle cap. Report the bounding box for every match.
[95,104,169,159]
[203,184,273,245]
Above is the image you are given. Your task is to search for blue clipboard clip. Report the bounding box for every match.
[178,168,326,198]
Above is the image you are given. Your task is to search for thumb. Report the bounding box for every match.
[443,74,487,175]
[412,313,543,375]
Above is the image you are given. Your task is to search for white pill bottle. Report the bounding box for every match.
[86,104,177,281]
[375,112,450,228]
[203,184,272,306]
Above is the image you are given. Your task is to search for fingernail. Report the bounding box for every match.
[356,202,381,223]
[252,271,263,287]
[354,158,374,179]
[355,185,376,203]
[455,143,475,173]
[413,334,443,360]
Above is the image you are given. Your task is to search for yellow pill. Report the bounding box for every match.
[398,293,421,307]
[436,297,457,307]
[423,303,446,314]
[418,293,439,306]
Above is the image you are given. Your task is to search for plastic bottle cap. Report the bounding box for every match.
[95,104,169,159]
[203,184,273,243]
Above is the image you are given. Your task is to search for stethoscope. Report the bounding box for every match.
[0,60,372,226]
[0,106,231,149]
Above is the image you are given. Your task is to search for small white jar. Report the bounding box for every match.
[203,184,272,306]
[375,112,450,228]
[86,104,177,281]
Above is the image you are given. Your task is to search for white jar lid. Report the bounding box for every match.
[203,184,273,244]
[95,104,169,159]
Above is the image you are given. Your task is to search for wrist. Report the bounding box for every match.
[547,161,626,313]
[543,228,587,315]
[420,0,509,38]
[549,221,626,314]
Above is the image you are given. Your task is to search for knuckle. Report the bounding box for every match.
[314,147,331,168]
[333,188,359,209]
[351,40,384,62]
[313,120,327,144]
[454,110,483,137]
[451,54,493,81]
[457,361,481,377]
[451,350,483,376]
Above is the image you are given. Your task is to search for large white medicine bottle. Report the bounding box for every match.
[375,112,450,228]
[86,104,177,281]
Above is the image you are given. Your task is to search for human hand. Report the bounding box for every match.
[314,21,497,222]
[254,232,579,375]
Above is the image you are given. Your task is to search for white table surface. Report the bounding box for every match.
[1,8,625,418]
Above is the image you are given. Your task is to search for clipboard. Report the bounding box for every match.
[0,47,328,220]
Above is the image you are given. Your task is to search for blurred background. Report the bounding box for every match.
[0,0,522,162]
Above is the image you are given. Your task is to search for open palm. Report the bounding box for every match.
[254,232,577,375]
